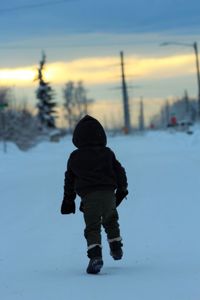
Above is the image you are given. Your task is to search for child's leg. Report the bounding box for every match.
[102,209,121,240]
[101,191,123,260]
[82,191,104,273]
[101,191,121,240]
[83,191,102,250]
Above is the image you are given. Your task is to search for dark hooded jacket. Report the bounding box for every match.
[63,115,127,199]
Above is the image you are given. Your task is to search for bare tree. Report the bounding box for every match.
[63,81,93,132]
[0,88,10,152]
[4,104,40,150]
[0,87,43,151]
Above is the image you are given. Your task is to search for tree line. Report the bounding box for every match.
[149,91,197,130]
[0,52,93,150]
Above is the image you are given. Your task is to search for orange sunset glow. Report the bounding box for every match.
[0,53,195,87]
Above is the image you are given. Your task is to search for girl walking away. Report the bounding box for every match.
[61,115,128,274]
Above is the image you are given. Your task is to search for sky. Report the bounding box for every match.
[0,0,200,126]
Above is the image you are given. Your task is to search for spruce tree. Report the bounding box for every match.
[36,52,57,129]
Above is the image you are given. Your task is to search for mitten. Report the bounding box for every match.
[61,200,75,214]
[115,189,128,207]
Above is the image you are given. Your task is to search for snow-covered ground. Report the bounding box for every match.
[1,129,200,300]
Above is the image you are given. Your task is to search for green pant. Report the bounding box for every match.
[82,190,121,247]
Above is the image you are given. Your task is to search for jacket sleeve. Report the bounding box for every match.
[63,154,76,202]
[112,152,128,191]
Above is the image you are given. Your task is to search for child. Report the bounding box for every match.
[61,115,128,274]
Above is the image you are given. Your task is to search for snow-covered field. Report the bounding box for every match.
[1,129,200,300]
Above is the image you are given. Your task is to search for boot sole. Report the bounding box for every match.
[110,250,123,260]
[112,256,122,260]
[87,258,103,274]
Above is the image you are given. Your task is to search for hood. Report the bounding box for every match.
[72,115,107,148]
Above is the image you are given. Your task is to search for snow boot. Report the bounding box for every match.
[86,245,103,274]
[109,240,123,260]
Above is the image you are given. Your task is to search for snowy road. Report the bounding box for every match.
[1,131,200,300]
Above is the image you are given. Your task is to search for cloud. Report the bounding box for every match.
[1,0,200,42]
[0,53,196,87]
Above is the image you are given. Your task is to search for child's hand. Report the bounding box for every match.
[115,189,128,207]
[61,200,75,214]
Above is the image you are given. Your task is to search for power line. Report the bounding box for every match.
[0,0,76,14]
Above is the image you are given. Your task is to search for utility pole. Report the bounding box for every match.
[193,42,200,118]
[184,90,190,113]
[160,41,200,120]
[120,51,131,133]
[165,100,170,125]
[138,97,145,131]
